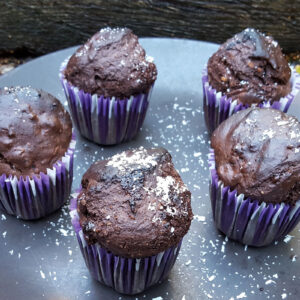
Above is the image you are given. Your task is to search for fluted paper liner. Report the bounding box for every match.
[70,191,182,295]
[0,134,76,220]
[59,58,153,145]
[208,149,300,247]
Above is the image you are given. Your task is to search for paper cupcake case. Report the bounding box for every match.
[0,134,76,220]
[70,192,182,295]
[208,149,300,247]
[203,67,300,134]
[59,58,153,145]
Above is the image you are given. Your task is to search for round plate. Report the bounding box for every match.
[0,38,299,300]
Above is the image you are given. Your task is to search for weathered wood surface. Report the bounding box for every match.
[1,0,300,55]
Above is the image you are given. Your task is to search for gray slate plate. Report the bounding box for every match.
[0,38,299,300]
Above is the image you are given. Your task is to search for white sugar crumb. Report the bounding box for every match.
[152,216,162,223]
[194,215,206,222]
[40,270,45,279]
[58,228,68,236]
[284,235,294,243]
[146,55,154,63]
[148,202,156,211]
[277,120,289,126]
[208,275,216,281]
[245,118,256,125]
[291,254,297,262]
[265,279,275,285]
[156,176,175,202]
[106,147,158,174]
[85,290,91,295]
[236,292,247,299]
[262,129,275,139]
[185,259,191,266]
[152,297,163,300]
[152,174,188,220]
[281,293,287,299]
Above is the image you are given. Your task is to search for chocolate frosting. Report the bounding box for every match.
[78,147,193,258]
[211,107,300,205]
[0,87,72,177]
[64,27,157,99]
[207,28,291,105]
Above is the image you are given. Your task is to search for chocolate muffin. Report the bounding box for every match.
[202,28,300,134]
[0,86,75,220]
[211,107,300,205]
[0,86,72,177]
[60,27,157,145]
[64,27,157,98]
[209,107,300,246]
[207,28,291,105]
[70,147,192,294]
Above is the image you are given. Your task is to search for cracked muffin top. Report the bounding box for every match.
[64,27,157,99]
[207,28,291,106]
[77,147,193,258]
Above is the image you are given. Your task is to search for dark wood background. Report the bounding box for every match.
[1,0,300,56]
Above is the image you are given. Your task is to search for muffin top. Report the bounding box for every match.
[64,27,157,99]
[0,86,72,177]
[211,107,300,205]
[77,147,193,258]
[207,28,291,105]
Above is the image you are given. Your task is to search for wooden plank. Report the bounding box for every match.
[1,0,299,55]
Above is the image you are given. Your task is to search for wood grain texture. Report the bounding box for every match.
[1,0,300,55]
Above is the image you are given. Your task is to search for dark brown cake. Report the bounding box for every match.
[211,107,300,205]
[64,27,157,99]
[77,147,193,258]
[0,86,72,177]
[207,28,291,105]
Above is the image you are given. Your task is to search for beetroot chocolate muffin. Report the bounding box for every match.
[0,86,75,220]
[208,28,291,105]
[60,27,157,145]
[209,107,300,246]
[64,27,157,98]
[70,147,193,294]
[203,28,300,133]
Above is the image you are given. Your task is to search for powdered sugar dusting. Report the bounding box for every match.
[106,146,158,174]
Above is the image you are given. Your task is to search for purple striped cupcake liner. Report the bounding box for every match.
[208,149,300,247]
[202,67,300,134]
[59,58,153,145]
[0,134,76,220]
[70,191,182,295]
